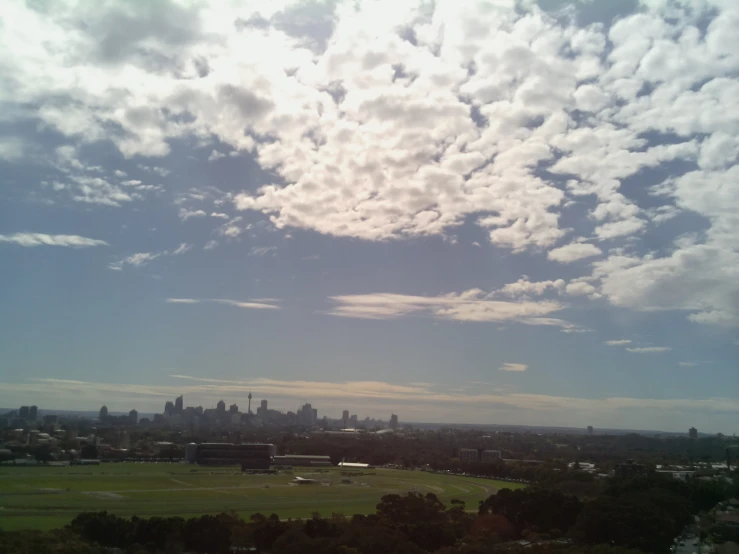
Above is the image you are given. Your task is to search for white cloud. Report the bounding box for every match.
[178,208,207,221]
[1,0,738,330]
[110,243,193,270]
[326,289,572,328]
[0,232,108,248]
[210,212,229,219]
[499,363,528,372]
[211,298,280,310]
[626,346,671,353]
[109,252,160,270]
[605,339,632,346]
[208,149,226,162]
[204,240,218,250]
[678,362,697,367]
[548,242,603,263]
[171,243,191,256]
[249,246,277,256]
[565,281,597,297]
[166,298,280,310]
[497,276,565,298]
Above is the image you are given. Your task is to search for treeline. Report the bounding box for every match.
[1,471,734,554]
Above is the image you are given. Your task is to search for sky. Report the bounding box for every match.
[1,0,738,433]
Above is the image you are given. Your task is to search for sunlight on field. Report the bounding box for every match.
[0,464,525,531]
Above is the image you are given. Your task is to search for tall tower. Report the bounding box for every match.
[248,392,252,414]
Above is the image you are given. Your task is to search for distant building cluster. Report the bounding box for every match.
[146,394,399,433]
[458,448,502,463]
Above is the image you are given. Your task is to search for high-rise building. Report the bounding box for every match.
[164,401,175,416]
[312,408,318,423]
[99,405,109,420]
[587,425,593,435]
[350,414,358,428]
[229,403,239,414]
[260,399,268,414]
[217,400,226,413]
[342,410,349,428]
[689,427,698,439]
[390,414,398,429]
[298,403,315,426]
[175,395,184,415]
[19,406,30,419]
[29,406,38,420]
[248,392,253,414]
[129,409,138,425]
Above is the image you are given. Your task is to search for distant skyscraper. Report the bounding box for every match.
[29,406,38,421]
[261,399,268,412]
[689,427,698,439]
[229,403,239,414]
[350,414,358,428]
[342,410,349,428]
[99,405,108,420]
[217,400,226,413]
[390,414,398,429]
[164,401,175,416]
[19,406,29,419]
[129,409,138,424]
[587,425,593,435]
[175,395,183,415]
[248,392,252,414]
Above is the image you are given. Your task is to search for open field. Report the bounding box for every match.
[0,464,525,531]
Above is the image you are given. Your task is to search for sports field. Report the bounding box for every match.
[0,463,525,531]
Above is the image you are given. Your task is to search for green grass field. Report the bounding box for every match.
[0,464,525,531]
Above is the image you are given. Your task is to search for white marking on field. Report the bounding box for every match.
[452,485,470,493]
[83,491,125,500]
[425,485,444,493]
[170,479,191,486]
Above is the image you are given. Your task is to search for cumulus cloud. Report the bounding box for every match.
[548,242,603,263]
[178,208,207,221]
[208,149,226,162]
[499,363,528,372]
[497,277,565,298]
[0,233,108,248]
[1,0,738,329]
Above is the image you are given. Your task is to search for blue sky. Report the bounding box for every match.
[1,0,737,432]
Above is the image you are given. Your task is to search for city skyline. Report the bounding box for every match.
[1,0,738,434]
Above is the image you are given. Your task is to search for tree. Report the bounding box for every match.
[570,496,677,554]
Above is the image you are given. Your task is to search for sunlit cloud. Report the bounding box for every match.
[0,233,108,248]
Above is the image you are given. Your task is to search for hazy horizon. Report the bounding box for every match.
[1,0,738,435]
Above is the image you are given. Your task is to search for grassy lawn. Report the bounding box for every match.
[0,464,525,531]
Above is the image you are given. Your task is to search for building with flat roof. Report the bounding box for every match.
[481,449,502,462]
[272,455,332,467]
[459,448,479,463]
[185,442,276,469]
[689,427,698,439]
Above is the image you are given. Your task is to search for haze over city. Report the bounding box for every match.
[1,0,738,434]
